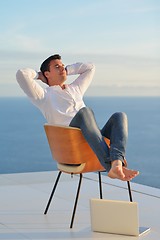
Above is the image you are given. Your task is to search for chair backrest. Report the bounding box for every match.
[44,124,110,173]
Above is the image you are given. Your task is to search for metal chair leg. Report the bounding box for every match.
[127,181,133,202]
[70,173,83,228]
[44,171,62,214]
[98,172,103,199]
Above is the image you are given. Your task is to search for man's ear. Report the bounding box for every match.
[44,71,49,78]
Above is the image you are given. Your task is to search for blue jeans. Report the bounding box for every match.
[69,107,128,172]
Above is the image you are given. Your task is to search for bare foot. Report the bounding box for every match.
[108,160,139,181]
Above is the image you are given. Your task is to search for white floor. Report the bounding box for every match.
[0,171,160,240]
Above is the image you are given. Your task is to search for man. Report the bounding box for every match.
[16,54,139,181]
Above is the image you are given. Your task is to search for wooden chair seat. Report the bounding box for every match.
[44,124,110,173]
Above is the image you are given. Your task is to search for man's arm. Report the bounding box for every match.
[66,62,95,95]
[16,68,46,100]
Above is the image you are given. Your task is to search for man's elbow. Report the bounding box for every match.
[16,69,23,81]
[16,68,37,83]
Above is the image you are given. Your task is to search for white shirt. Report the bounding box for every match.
[16,62,95,126]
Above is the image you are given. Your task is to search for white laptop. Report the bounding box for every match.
[90,199,150,236]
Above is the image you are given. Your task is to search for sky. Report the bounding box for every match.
[0,0,160,96]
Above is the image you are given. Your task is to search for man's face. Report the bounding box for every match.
[44,59,67,87]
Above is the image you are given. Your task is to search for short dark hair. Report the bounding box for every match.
[40,54,61,75]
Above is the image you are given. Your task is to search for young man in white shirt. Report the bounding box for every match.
[16,54,139,181]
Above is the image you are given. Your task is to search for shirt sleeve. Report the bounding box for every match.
[66,62,95,95]
[16,68,45,100]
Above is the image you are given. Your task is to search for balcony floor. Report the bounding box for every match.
[0,171,159,240]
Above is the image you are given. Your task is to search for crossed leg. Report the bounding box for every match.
[70,107,139,181]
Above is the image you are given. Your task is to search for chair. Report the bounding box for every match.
[43,124,133,228]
